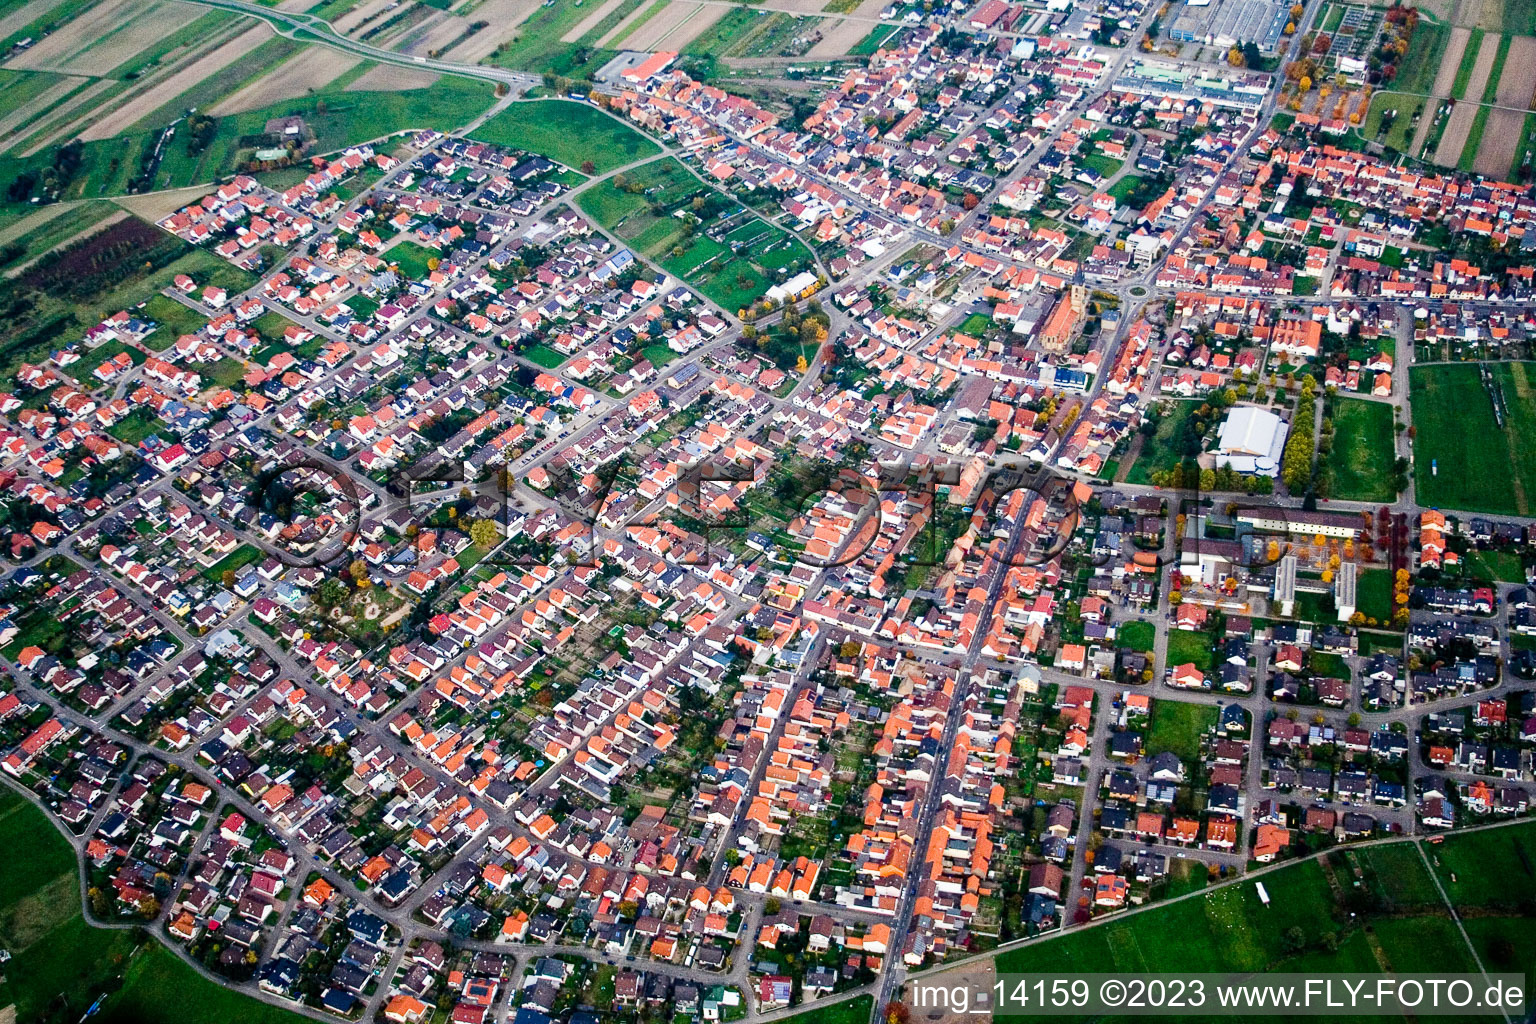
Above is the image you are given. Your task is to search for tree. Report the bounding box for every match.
[469,517,501,551]
[316,577,349,609]
[581,160,595,174]
[221,569,236,589]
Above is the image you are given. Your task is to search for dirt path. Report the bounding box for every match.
[1434,29,1500,165]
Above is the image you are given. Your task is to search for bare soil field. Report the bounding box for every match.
[1434,29,1500,164]
[211,46,362,115]
[78,23,273,141]
[808,15,870,55]
[395,10,472,54]
[13,76,114,154]
[0,73,83,142]
[277,0,312,9]
[0,0,67,41]
[1476,107,1525,175]
[1493,34,1536,105]
[564,0,630,40]
[344,62,439,91]
[1409,25,1469,156]
[7,0,189,75]
[626,0,725,50]
[440,0,541,58]
[1472,34,1536,176]
[113,183,215,222]
[598,0,661,45]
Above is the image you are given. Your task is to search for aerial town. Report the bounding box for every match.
[0,0,1534,1019]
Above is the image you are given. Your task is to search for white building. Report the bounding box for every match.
[1213,406,1288,476]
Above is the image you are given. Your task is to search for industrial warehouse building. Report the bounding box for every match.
[1168,0,1289,52]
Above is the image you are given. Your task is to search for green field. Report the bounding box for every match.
[1395,20,1450,96]
[1126,400,1201,485]
[141,293,210,351]
[387,240,439,280]
[1462,547,1526,583]
[0,201,120,274]
[1326,397,1397,501]
[1118,619,1155,652]
[850,23,901,54]
[1411,362,1536,515]
[94,942,310,1024]
[995,828,1536,1019]
[202,543,262,582]
[1428,820,1536,909]
[523,344,568,369]
[0,788,306,1024]
[475,100,658,175]
[0,70,495,208]
[1165,627,1212,671]
[1146,699,1216,762]
[1451,28,1486,98]
[1356,567,1396,624]
[773,995,873,1024]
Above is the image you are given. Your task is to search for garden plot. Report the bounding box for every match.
[12,76,114,155]
[334,0,396,33]
[598,0,664,46]
[393,9,472,55]
[1409,24,1469,156]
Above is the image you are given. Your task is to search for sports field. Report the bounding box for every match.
[1411,362,1536,515]
[1326,397,1398,501]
